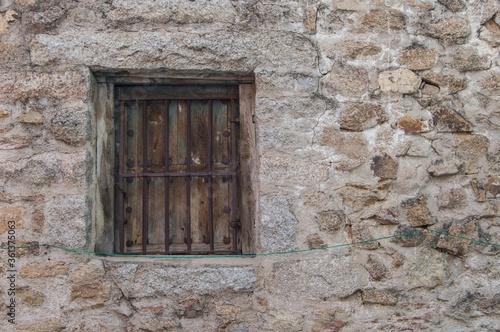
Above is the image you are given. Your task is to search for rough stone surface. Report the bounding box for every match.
[17,288,46,307]
[31,209,44,233]
[431,106,471,132]
[392,224,425,247]
[398,115,431,134]
[399,49,438,70]
[452,47,491,72]
[423,17,471,44]
[266,255,359,301]
[49,108,86,146]
[316,210,345,233]
[71,281,111,302]
[20,111,43,124]
[0,108,9,119]
[371,154,398,179]
[306,233,327,249]
[321,64,369,97]
[320,127,368,160]
[365,254,389,281]
[361,288,399,305]
[438,0,466,12]
[405,249,450,289]
[402,195,433,227]
[427,159,461,177]
[339,104,387,131]
[379,69,421,94]
[0,205,25,234]
[20,261,69,278]
[437,187,465,208]
[454,134,489,157]
[479,18,500,47]
[423,72,467,94]
[362,9,406,31]
[259,193,298,253]
[436,217,478,256]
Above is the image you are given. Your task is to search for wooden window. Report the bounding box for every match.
[103,81,256,255]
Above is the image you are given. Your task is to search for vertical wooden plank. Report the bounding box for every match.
[212,100,231,250]
[239,83,257,254]
[190,100,208,171]
[148,177,165,247]
[165,100,170,252]
[147,101,166,171]
[169,101,178,167]
[177,101,188,168]
[124,177,143,252]
[118,100,125,253]
[142,101,148,254]
[169,177,187,249]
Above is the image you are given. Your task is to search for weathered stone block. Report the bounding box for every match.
[336,40,381,59]
[437,187,465,208]
[0,71,87,102]
[405,249,450,289]
[46,195,87,249]
[454,134,489,157]
[0,108,8,119]
[438,0,466,12]
[20,111,43,124]
[17,287,46,307]
[402,195,433,227]
[49,108,86,146]
[430,106,471,132]
[320,127,368,160]
[109,264,256,297]
[427,159,461,177]
[71,281,111,302]
[71,260,105,284]
[423,72,467,94]
[479,18,500,48]
[423,17,471,44]
[266,255,359,301]
[484,177,500,199]
[436,217,478,256]
[260,156,329,188]
[379,69,421,94]
[350,221,380,250]
[0,205,25,234]
[397,116,431,134]
[339,104,387,132]
[20,261,69,278]
[361,288,399,305]
[316,210,345,233]
[259,193,298,253]
[306,233,327,249]
[321,64,369,97]
[399,49,438,70]
[31,209,44,233]
[392,224,425,247]
[362,9,406,31]
[371,154,398,180]
[337,183,389,213]
[365,254,389,281]
[452,48,491,72]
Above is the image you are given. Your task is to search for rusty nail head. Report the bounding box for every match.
[126,207,133,213]
[203,236,210,244]
[223,236,231,244]
[124,219,128,225]
[168,157,173,166]
[147,177,151,183]
[127,129,134,137]
[127,159,135,168]
[222,157,230,165]
[223,206,231,213]
[223,130,230,137]
[126,240,133,247]
[147,159,152,167]
[126,178,133,183]
[222,175,230,182]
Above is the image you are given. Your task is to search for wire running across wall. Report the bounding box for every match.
[0,229,499,259]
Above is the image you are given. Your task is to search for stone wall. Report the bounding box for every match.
[0,0,499,331]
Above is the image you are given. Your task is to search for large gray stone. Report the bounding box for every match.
[46,195,87,249]
[265,255,360,301]
[259,193,298,253]
[106,263,256,297]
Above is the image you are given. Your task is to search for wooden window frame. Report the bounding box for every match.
[93,73,257,255]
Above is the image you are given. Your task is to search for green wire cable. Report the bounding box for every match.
[0,229,498,258]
